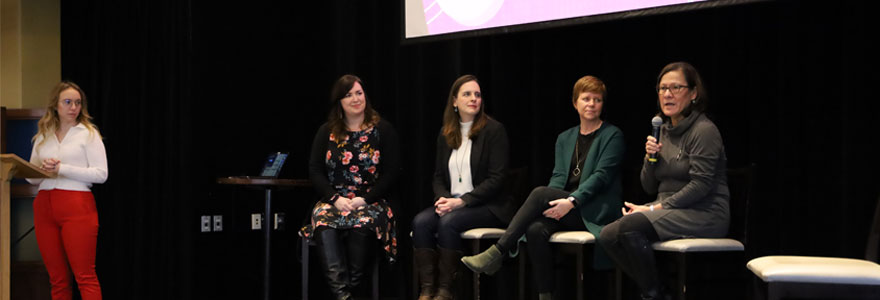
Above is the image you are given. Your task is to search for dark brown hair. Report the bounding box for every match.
[656,61,708,120]
[442,75,489,149]
[327,74,380,143]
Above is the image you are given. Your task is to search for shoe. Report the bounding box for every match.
[345,228,374,288]
[620,231,664,300]
[414,248,438,300]
[460,244,503,275]
[315,228,352,300]
[434,248,462,300]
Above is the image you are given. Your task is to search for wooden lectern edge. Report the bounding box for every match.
[1,153,56,180]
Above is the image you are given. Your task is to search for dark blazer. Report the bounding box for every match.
[432,118,514,223]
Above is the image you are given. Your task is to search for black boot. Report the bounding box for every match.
[316,228,352,300]
[435,248,462,300]
[620,232,665,300]
[345,228,375,289]
[414,248,438,300]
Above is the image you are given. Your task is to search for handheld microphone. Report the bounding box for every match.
[648,116,663,165]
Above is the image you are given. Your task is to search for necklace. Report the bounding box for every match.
[454,139,471,183]
[573,140,583,177]
[572,121,602,177]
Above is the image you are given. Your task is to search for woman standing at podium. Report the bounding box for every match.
[300,74,400,300]
[27,81,107,300]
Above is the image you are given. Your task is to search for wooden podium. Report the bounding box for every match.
[1,154,54,300]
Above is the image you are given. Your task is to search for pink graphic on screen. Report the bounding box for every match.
[422,0,704,35]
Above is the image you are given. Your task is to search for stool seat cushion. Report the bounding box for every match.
[548,231,596,244]
[460,228,506,239]
[652,238,744,252]
[747,255,880,285]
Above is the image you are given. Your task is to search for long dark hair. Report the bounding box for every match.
[442,75,489,149]
[327,74,380,143]
[656,61,708,121]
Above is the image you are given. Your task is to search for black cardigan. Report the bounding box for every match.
[432,118,514,223]
[308,119,400,204]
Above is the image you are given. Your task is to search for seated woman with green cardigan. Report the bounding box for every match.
[461,75,624,300]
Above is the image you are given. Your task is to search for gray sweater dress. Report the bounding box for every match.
[640,112,730,240]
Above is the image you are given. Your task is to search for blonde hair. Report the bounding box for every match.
[33,81,101,149]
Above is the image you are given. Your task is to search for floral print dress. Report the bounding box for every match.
[300,125,398,262]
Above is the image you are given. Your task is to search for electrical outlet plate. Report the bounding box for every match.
[213,215,223,232]
[274,212,285,230]
[201,215,212,232]
[251,213,262,230]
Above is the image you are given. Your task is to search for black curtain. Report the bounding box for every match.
[59,0,880,298]
[60,1,194,299]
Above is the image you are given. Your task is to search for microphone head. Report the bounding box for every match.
[651,116,663,127]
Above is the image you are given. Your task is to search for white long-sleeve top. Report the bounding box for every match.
[26,123,108,191]
[448,121,474,198]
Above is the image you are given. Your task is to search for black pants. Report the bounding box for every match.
[412,204,504,250]
[496,186,586,293]
[598,212,660,294]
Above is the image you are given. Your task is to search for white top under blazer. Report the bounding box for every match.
[26,123,108,191]
[448,121,474,197]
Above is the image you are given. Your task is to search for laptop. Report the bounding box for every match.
[232,152,289,179]
[258,152,289,178]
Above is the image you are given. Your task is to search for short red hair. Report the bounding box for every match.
[571,75,607,106]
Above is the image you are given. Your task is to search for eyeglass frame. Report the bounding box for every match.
[655,84,691,95]
[60,99,83,107]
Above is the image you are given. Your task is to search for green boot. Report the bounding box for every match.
[460,244,503,275]
[538,292,552,300]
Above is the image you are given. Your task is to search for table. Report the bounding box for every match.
[216,177,311,300]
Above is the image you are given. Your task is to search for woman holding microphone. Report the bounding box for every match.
[598,62,729,300]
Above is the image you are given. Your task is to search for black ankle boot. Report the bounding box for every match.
[345,228,375,289]
[414,248,438,300]
[619,231,665,300]
[316,228,352,300]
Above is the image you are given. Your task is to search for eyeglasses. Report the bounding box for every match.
[61,99,83,107]
[656,84,691,95]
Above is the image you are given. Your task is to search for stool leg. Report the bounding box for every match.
[302,237,309,300]
[413,252,419,300]
[472,240,480,300]
[576,245,584,300]
[615,268,622,300]
[373,254,379,300]
[677,253,686,300]
[518,249,526,300]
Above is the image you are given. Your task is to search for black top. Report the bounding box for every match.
[308,119,400,204]
[432,118,514,223]
[564,131,598,192]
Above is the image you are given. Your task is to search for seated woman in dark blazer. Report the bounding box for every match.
[299,75,400,300]
[412,75,512,300]
[461,75,625,300]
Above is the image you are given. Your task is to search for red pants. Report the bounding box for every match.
[33,189,102,300]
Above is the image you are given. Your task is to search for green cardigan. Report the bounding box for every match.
[548,122,625,269]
